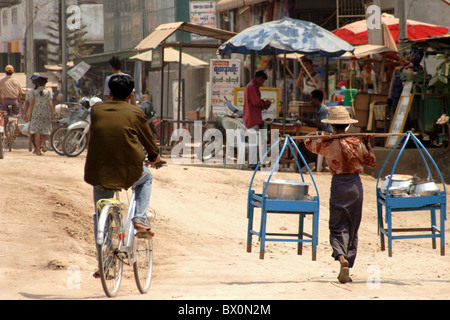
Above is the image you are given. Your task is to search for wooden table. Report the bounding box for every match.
[270,123,317,136]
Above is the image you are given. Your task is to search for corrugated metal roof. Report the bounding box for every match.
[134,21,236,51]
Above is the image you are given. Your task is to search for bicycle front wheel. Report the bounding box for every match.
[97,206,123,297]
[0,133,5,159]
[133,236,153,294]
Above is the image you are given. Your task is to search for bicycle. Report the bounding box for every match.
[4,105,20,152]
[0,111,6,159]
[95,161,165,297]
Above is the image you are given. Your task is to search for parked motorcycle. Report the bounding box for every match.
[139,100,159,138]
[51,99,91,155]
[61,97,101,157]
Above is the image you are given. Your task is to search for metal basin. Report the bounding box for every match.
[381,174,413,194]
[410,180,440,196]
[387,186,409,197]
[262,179,310,201]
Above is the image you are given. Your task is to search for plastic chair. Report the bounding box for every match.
[221,117,261,169]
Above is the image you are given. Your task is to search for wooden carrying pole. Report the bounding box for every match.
[298,56,319,89]
[285,133,410,140]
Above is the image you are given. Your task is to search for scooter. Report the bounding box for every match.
[139,100,159,138]
[61,97,101,157]
[51,100,90,155]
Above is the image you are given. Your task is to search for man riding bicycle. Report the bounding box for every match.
[84,74,161,242]
[0,65,22,116]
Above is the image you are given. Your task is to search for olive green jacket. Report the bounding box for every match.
[84,100,159,189]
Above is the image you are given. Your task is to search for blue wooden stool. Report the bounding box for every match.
[376,132,447,257]
[247,135,320,260]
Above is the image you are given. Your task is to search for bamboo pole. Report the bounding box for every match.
[298,57,319,89]
[282,133,410,140]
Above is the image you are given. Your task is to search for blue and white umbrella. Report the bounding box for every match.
[217,17,354,57]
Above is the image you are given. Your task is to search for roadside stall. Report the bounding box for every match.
[134,22,236,149]
[395,34,450,151]
[331,44,399,144]
[332,14,449,149]
[217,16,354,136]
[218,17,353,259]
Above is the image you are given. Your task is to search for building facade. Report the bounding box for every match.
[0,0,103,74]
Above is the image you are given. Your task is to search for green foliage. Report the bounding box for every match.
[428,54,450,94]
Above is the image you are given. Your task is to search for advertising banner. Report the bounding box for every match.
[209,59,241,118]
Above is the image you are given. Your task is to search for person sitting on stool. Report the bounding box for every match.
[297,89,332,170]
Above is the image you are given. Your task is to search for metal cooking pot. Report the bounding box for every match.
[262,179,310,201]
[386,186,409,197]
[410,180,440,196]
[380,174,413,194]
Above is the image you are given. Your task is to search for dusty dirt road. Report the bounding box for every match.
[1,143,449,300]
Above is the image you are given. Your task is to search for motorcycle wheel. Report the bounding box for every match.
[62,128,88,157]
[50,126,68,156]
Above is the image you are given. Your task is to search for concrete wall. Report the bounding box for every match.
[394,0,450,28]
[365,147,450,185]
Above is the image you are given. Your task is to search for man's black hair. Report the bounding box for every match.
[108,74,134,100]
[311,89,323,102]
[255,70,268,80]
[109,56,122,71]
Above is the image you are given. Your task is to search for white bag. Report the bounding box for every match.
[21,122,30,136]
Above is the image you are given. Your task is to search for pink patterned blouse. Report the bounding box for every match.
[305,136,376,175]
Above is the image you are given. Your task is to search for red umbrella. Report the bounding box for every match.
[333,13,449,45]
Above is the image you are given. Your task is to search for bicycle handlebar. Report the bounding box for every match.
[146,160,167,169]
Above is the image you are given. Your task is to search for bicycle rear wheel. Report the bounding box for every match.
[97,206,123,297]
[133,236,153,294]
[0,133,5,159]
[7,121,14,152]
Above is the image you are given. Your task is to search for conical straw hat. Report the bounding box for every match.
[322,106,358,124]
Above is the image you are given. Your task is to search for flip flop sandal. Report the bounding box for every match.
[93,269,115,280]
[338,267,350,284]
[136,228,154,239]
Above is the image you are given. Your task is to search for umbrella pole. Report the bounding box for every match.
[160,47,165,145]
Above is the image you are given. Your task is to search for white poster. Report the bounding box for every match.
[209,59,241,118]
[189,1,216,41]
[68,61,91,81]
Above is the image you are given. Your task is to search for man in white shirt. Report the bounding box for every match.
[104,56,136,105]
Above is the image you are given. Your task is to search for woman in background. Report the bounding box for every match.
[27,75,53,155]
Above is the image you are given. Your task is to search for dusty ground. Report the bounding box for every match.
[1,140,450,301]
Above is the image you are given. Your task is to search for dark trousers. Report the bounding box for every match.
[298,141,317,168]
[2,98,20,115]
[329,173,363,268]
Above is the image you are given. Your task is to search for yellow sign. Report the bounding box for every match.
[233,87,280,120]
